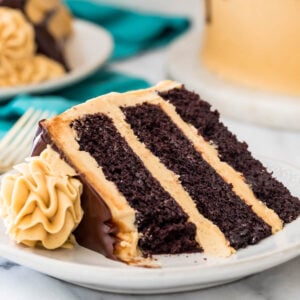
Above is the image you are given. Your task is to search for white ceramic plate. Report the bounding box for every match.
[0,157,300,294]
[167,31,300,130]
[0,19,113,101]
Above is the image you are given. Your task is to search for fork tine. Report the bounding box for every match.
[0,110,43,158]
[3,111,51,164]
[0,110,54,173]
[0,108,35,152]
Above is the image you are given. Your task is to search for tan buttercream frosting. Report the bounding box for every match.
[0,146,83,249]
[0,7,35,77]
[25,0,60,24]
[18,55,65,85]
[201,0,300,96]
[0,54,65,87]
[25,0,73,41]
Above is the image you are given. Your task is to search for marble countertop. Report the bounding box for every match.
[1,1,300,299]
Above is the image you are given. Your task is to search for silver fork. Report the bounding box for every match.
[0,108,55,173]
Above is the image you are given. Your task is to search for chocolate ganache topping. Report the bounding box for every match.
[31,122,118,259]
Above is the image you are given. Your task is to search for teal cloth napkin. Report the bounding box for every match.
[0,70,149,137]
[66,0,190,60]
[0,0,190,138]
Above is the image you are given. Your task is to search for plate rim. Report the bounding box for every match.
[0,18,113,100]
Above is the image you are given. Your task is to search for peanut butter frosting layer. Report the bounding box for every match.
[0,147,83,249]
[201,0,300,96]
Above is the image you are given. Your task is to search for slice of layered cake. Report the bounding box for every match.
[1,81,300,265]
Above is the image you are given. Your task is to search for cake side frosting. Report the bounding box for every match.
[201,0,300,96]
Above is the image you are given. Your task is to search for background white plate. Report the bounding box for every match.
[0,19,113,101]
[167,32,300,130]
[0,157,299,294]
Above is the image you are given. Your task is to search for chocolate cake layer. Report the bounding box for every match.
[122,104,272,249]
[31,122,118,259]
[159,88,300,224]
[71,113,200,255]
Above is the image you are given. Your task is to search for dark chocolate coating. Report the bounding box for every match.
[31,122,117,259]
[122,103,272,249]
[0,0,69,70]
[159,87,300,224]
[205,0,212,23]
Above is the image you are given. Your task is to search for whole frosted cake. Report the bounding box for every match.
[201,0,300,96]
[1,81,299,266]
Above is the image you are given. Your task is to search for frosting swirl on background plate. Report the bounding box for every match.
[0,147,83,250]
[0,54,65,87]
[0,7,35,77]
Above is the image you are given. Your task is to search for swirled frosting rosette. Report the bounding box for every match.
[0,55,65,87]
[17,55,65,85]
[0,7,35,77]
[0,147,83,249]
